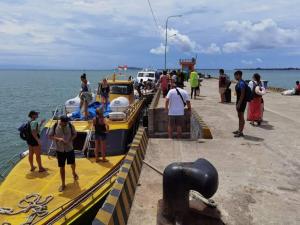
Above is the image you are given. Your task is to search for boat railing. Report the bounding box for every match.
[124,99,144,121]
[0,150,29,181]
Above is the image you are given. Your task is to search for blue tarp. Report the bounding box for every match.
[71,101,111,120]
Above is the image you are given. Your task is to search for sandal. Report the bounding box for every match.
[232,130,239,134]
[58,185,66,192]
[73,174,79,180]
[30,166,36,172]
[38,168,46,173]
[234,132,244,138]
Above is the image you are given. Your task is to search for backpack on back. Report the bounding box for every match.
[52,122,75,136]
[18,122,31,141]
[243,81,254,102]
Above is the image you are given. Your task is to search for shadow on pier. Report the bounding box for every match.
[157,200,225,225]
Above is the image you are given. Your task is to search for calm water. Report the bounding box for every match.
[0,69,299,170]
[200,69,300,89]
[0,69,139,169]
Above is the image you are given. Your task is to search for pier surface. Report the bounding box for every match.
[127,79,300,225]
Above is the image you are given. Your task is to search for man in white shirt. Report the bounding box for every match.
[165,80,191,139]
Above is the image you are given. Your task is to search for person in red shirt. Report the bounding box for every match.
[295,81,300,95]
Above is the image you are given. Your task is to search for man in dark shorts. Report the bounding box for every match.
[165,80,191,139]
[49,115,78,192]
[233,70,247,137]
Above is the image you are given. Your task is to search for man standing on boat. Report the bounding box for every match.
[49,115,78,192]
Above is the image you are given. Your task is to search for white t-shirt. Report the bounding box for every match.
[166,88,189,116]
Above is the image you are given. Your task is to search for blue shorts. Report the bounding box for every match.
[95,133,107,141]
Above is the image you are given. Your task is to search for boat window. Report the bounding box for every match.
[110,84,133,95]
[138,72,155,78]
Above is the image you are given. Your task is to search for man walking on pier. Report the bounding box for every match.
[165,80,191,139]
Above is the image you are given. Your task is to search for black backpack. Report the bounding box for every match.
[52,122,75,136]
[18,122,31,141]
[241,80,254,102]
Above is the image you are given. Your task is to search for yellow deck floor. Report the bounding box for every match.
[0,154,124,225]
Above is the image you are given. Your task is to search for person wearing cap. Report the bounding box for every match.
[79,73,92,120]
[49,115,78,192]
[27,111,46,172]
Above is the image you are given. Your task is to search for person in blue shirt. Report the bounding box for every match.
[233,70,247,137]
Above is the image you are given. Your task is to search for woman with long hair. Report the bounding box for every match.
[79,73,92,120]
[99,78,110,110]
[247,73,266,126]
[93,108,109,162]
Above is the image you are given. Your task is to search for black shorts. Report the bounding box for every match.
[95,133,107,141]
[168,115,184,127]
[237,101,247,113]
[56,150,75,167]
[27,138,39,147]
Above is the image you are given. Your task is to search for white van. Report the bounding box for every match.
[136,70,156,83]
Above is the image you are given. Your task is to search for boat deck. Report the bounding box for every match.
[0,155,124,225]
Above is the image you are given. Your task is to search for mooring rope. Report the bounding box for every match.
[0,193,54,225]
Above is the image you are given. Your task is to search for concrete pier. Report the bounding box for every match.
[127,78,300,225]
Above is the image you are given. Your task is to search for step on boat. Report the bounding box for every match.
[0,74,147,225]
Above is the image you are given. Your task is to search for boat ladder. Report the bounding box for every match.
[85,131,95,158]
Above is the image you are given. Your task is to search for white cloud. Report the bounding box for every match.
[256,58,263,63]
[241,57,263,65]
[151,27,221,55]
[223,19,300,53]
[241,60,253,65]
[150,43,167,55]
[163,27,197,52]
[199,43,221,54]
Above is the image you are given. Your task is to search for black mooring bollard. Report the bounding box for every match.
[162,158,218,219]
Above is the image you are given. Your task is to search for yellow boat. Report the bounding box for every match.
[0,75,146,225]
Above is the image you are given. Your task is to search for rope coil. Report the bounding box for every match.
[0,193,53,225]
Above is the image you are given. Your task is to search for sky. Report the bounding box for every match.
[0,0,300,69]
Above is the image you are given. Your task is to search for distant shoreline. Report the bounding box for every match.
[234,68,300,71]
[0,67,299,71]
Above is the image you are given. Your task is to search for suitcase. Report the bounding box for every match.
[225,88,231,103]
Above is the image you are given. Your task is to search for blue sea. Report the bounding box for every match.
[0,69,299,174]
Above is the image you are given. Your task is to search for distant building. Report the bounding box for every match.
[179,57,196,76]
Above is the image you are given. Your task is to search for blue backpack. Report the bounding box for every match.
[18,122,31,141]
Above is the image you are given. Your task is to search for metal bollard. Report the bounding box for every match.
[162,158,218,220]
